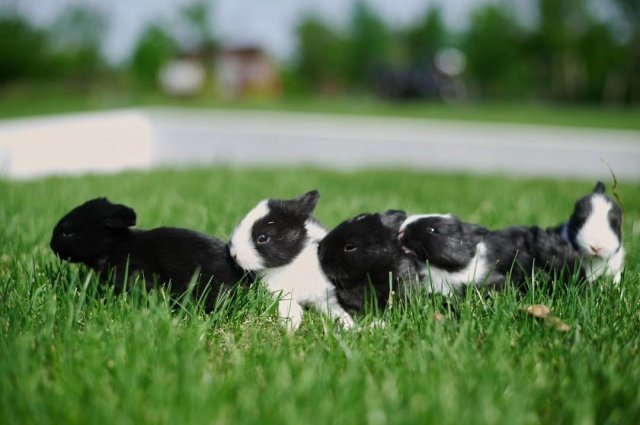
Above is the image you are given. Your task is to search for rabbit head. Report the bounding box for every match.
[50,197,136,265]
[229,190,322,271]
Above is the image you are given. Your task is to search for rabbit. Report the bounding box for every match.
[399,214,494,294]
[228,190,354,332]
[399,214,582,294]
[50,197,251,311]
[554,181,625,284]
[318,210,422,314]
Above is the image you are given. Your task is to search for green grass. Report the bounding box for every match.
[1,87,640,130]
[1,167,640,425]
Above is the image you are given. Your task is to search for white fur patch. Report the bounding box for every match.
[305,219,328,241]
[399,213,452,233]
[583,245,625,284]
[261,239,353,331]
[420,241,489,295]
[231,203,348,331]
[229,200,269,271]
[575,195,620,258]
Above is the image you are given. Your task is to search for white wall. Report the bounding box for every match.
[0,110,153,179]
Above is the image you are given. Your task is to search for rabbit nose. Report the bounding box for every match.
[589,245,602,255]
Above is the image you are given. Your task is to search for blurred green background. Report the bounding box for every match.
[0,0,639,123]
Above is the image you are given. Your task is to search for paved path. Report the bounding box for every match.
[150,108,640,180]
[1,108,639,180]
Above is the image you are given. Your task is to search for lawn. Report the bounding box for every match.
[1,167,639,425]
[1,88,640,131]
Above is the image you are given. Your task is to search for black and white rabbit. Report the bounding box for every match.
[318,210,422,314]
[228,190,354,331]
[50,197,250,310]
[399,214,581,294]
[554,181,624,284]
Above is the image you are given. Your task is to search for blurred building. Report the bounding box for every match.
[215,45,281,100]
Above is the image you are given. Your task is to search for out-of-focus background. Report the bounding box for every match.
[0,0,639,179]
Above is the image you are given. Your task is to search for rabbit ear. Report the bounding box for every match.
[593,181,605,194]
[380,210,406,232]
[282,190,320,217]
[103,204,136,229]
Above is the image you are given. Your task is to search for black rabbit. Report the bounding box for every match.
[399,214,582,293]
[50,197,251,310]
[318,210,421,314]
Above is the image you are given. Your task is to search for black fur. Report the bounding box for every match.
[483,225,582,287]
[318,210,420,313]
[50,198,251,310]
[400,215,488,272]
[251,190,321,268]
[400,215,582,291]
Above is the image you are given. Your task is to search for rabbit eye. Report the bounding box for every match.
[256,234,270,244]
[62,232,74,238]
[344,244,357,252]
[426,227,436,233]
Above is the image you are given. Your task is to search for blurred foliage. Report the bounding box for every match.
[0,7,107,86]
[295,17,349,93]
[463,5,528,99]
[345,2,393,87]
[293,0,640,104]
[612,0,640,103]
[180,0,217,61]
[48,6,108,83]
[130,1,215,90]
[130,25,177,88]
[0,0,639,105]
[577,21,627,102]
[402,8,448,66]
[0,16,49,84]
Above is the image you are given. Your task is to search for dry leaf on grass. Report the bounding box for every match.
[433,311,445,322]
[552,320,571,332]
[522,304,570,332]
[523,304,552,318]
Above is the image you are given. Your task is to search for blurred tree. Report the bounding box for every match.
[611,0,640,104]
[48,6,108,83]
[577,20,626,103]
[463,5,528,99]
[346,2,392,87]
[130,25,177,88]
[0,15,49,84]
[529,0,590,101]
[180,0,217,60]
[404,7,448,66]
[295,16,349,93]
